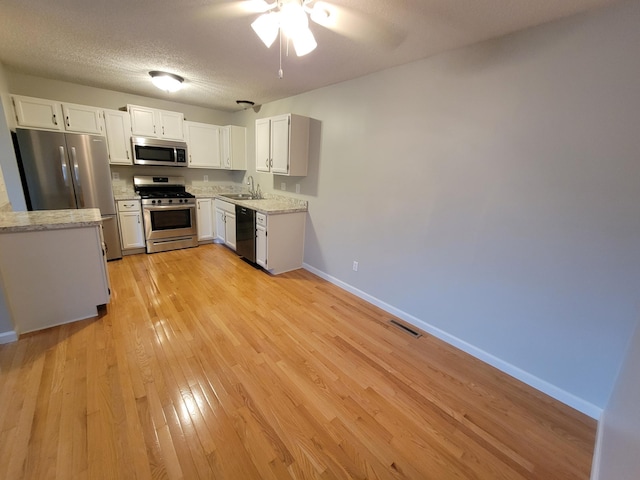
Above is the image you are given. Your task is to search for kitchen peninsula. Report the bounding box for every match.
[0,208,110,335]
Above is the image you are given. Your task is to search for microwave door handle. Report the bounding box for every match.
[70,146,85,207]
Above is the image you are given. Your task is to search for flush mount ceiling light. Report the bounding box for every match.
[236,99,256,109]
[149,71,184,92]
[251,0,331,78]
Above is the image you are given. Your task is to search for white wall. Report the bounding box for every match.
[592,318,640,479]
[233,0,640,415]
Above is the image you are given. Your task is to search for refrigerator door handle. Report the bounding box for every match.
[59,146,69,186]
[70,146,84,207]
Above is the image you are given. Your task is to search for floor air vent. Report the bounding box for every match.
[389,319,422,338]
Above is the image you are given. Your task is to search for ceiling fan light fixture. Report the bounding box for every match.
[309,3,332,26]
[292,27,317,56]
[251,12,280,48]
[149,71,184,92]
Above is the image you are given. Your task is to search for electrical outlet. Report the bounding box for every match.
[112,172,119,180]
[281,182,286,191]
[203,175,209,182]
[353,261,359,272]
[295,183,300,194]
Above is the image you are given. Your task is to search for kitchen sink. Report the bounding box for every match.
[219,193,259,200]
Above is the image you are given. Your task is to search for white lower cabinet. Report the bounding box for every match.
[255,211,306,274]
[117,200,145,251]
[214,199,236,251]
[196,198,214,241]
[256,213,267,268]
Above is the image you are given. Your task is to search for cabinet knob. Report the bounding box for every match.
[66,116,70,127]
[52,114,58,125]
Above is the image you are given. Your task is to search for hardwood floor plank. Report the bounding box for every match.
[0,244,597,479]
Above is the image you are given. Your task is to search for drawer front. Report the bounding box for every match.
[256,212,267,227]
[117,200,141,212]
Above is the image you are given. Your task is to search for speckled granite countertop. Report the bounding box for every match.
[213,194,308,214]
[112,183,307,214]
[0,208,103,233]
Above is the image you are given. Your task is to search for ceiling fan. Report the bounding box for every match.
[249,0,334,57]
[244,0,335,77]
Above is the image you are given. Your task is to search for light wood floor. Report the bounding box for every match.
[0,244,596,479]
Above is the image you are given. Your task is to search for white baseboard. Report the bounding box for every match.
[303,263,602,419]
[0,330,18,344]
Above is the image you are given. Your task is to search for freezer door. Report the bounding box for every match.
[65,133,116,215]
[16,129,77,210]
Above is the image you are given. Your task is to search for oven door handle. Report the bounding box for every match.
[143,204,196,211]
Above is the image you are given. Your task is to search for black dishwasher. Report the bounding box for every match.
[236,205,256,263]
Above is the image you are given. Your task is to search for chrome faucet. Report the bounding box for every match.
[247,175,255,197]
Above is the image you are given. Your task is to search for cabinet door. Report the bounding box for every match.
[256,223,267,268]
[221,125,247,170]
[104,110,133,165]
[129,105,157,137]
[61,103,104,134]
[196,199,214,241]
[12,95,63,131]
[220,126,231,169]
[119,211,145,249]
[159,110,184,140]
[185,122,221,168]
[270,114,290,174]
[255,118,271,172]
[225,211,236,251]
[215,207,226,243]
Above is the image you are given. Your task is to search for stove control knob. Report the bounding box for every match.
[151,200,156,204]
[169,199,173,204]
[157,199,162,204]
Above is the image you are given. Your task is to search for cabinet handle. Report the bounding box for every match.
[153,125,156,134]
[270,158,273,168]
[52,114,58,126]
[265,158,269,168]
[126,150,130,159]
[162,126,165,135]
[66,116,70,127]
[138,214,140,224]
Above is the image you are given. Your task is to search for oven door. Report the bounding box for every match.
[142,203,197,241]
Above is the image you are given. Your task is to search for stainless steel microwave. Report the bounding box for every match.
[132,137,188,167]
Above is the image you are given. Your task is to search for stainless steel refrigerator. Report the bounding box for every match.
[15,128,122,260]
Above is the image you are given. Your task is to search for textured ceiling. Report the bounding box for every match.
[0,0,623,112]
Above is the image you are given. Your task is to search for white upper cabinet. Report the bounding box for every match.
[220,125,247,170]
[12,96,63,131]
[255,114,309,176]
[255,118,271,173]
[128,104,184,140]
[104,109,133,165]
[184,121,221,169]
[129,105,156,137]
[61,103,104,135]
[158,110,184,140]
[12,95,104,135]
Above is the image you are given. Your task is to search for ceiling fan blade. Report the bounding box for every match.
[309,2,406,49]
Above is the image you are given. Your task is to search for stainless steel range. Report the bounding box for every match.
[134,176,198,254]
